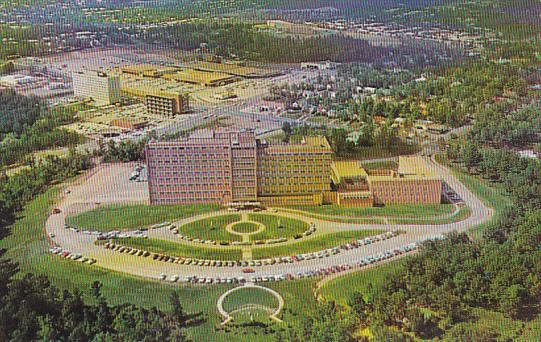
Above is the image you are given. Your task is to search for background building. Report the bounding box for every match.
[72,70,121,106]
[145,93,190,116]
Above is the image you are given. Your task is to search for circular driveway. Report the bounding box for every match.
[45,158,493,282]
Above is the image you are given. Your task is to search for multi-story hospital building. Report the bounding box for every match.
[145,130,442,207]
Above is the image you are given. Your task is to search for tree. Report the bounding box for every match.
[280,302,356,342]
[444,324,499,342]
[282,122,293,143]
[461,143,482,172]
[169,291,188,323]
[499,284,527,319]
[348,292,370,325]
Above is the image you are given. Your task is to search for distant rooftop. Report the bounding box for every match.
[331,161,368,185]
[398,156,437,177]
[260,136,333,154]
[368,156,441,182]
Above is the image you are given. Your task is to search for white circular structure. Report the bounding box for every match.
[216,283,284,324]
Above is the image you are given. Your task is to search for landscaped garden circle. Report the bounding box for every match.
[177,213,312,243]
[177,214,244,242]
[229,222,261,234]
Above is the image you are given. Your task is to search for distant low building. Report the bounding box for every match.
[518,150,538,160]
[110,118,148,131]
[300,61,336,70]
[0,74,35,87]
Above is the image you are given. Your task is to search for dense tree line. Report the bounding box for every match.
[0,152,92,227]
[96,139,147,163]
[0,92,82,167]
[465,102,541,148]
[280,107,541,340]
[0,89,43,137]
[0,249,192,341]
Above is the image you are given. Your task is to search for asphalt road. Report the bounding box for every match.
[44,156,492,282]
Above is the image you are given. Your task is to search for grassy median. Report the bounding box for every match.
[178,214,242,242]
[248,214,309,240]
[252,229,384,259]
[287,203,455,218]
[66,203,222,231]
[108,237,243,261]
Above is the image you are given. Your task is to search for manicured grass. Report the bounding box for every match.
[111,237,242,261]
[288,203,455,218]
[229,310,274,324]
[66,204,222,231]
[252,230,384,259]
[389,205,471,224]
[248,213,309,240]
[178,214,242,242]
[222,287,280,313]
[319,258,408,306]
[280,209,385,224]
[0,186,318,342]
[231,222,260,234]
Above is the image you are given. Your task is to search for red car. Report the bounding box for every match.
[242,268,255,273]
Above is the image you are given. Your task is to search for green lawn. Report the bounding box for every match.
[252,230,384,259]
[222,287,280,313]
[178,214,242,242]
[231,222,260,234]
[66,204,222,231]
[319,258,408,306]
[389,205,471,224]
[248,214,309,240]
[110,237,242,261]
[288,203,455,218]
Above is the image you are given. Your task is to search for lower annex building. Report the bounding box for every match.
[145,130,442,207]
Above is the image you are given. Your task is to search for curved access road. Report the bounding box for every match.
[45,158,493,282]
